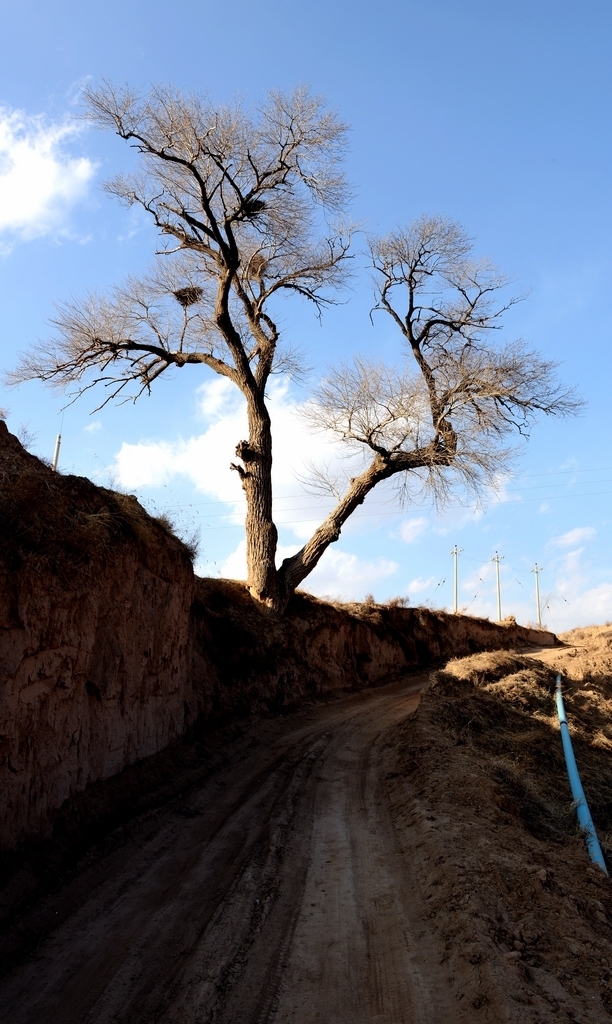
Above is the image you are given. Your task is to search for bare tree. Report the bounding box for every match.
[8,84,580,613]
[292,217,580,596]
[8,82,352,611]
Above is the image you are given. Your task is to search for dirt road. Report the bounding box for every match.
[0,676,469,1024]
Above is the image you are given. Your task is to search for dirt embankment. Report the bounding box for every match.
[2,422,612,1024]
[0,421,196,854]
[384,647,612,1020]
[189,577,556,717]
[0,419,557,854]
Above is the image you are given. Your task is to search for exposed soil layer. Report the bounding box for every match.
[0,418,557,853]
[0,420,196,852]
[190,576,556,715]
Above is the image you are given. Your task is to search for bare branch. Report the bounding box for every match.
[7,80,356,612]
[7,89,581,616]
[290,217,582,575]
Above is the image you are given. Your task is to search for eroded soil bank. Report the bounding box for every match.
[0,418,556,853]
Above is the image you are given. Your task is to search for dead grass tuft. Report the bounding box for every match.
[431,649,612,860]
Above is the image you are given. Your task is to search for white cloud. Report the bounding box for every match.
[84,419,102,434]
[218,540,301,581]
[114,378,355,538]
[407,575,436,594]
[551,526,596,548]
[302,548,398,601]
[219,539,248,580]
[560,548,585,575]
[198,376,236,418]
[115,378,246,502]
[544,583,612,633]
[216,537,398,602]
[398,516,428,543]
[0,107,96,246]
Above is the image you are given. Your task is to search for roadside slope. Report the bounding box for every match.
[383,649,612,1021]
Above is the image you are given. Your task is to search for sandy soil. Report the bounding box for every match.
[0,677,459,1024]
[2,646,612,1023]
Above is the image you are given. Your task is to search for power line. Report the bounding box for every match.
[135,465,612,513]
[172,485,612,531]
[154,483,612,522]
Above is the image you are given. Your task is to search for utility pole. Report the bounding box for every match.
[451,545,463,614]
[531,563,543,628]
[492,551,504,621]
[51,433,62,472]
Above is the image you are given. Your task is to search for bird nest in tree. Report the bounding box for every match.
[173,286,203,307]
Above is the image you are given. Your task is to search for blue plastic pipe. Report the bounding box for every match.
[555,674,608,875]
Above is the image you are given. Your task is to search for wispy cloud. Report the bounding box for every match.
[398,516,428,543]
[407,575,437,594]
[550,526,596,548]
[0,107,96,248]
[217,538,398,602]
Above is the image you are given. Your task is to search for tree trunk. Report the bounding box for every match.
[276,456,394,610]
[240,424,452,615]
[238,395,280,610]
[274,440,451,614]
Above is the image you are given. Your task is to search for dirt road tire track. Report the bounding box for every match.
[0,676,470,1024]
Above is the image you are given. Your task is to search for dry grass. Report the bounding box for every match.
[432,650,612,860]
[0,465,193,582]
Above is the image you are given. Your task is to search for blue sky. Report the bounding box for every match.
[1,0,612,630]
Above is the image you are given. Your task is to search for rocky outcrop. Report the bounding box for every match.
[0,422,558,852]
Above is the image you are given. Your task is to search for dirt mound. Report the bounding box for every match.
[531,623,612,685]
[435,651,612,849]
[0,420,192,581]
[383,646,612,1020]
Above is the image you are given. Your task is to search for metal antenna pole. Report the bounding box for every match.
[451,545,463,614]
[531,563,543,628]
[492,551,504,621]
[52,433,62,472]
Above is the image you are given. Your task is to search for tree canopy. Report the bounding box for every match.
[8,83,581,612]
